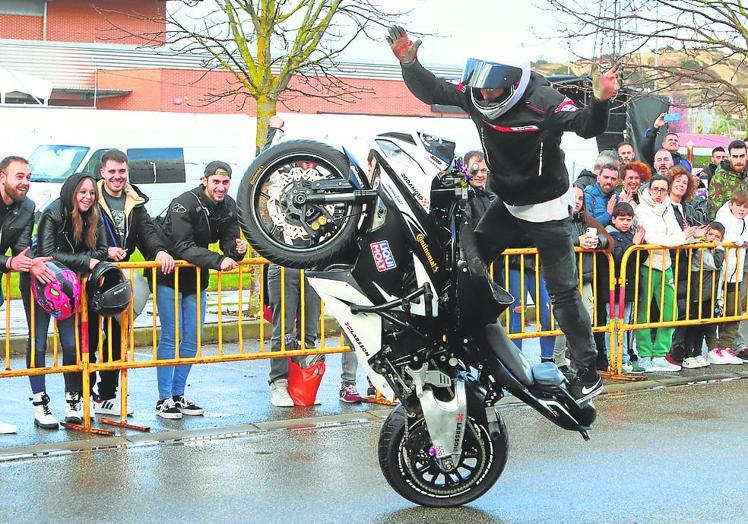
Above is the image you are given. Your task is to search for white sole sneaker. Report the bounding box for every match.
[94,399,134,417]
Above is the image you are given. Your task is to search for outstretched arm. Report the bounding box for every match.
[387,26,466,109]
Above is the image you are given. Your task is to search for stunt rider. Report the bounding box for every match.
[387,26,619,403]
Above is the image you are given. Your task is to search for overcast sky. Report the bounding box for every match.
[169,1,577,67]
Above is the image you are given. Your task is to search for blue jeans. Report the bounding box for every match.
[156,285,206,400]
[20,272,97,394]
[507,269,555,359]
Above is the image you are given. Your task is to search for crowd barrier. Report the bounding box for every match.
[2,243,748,433]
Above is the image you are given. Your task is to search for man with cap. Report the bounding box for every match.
[153,160,247,419]
[95,148,175,416]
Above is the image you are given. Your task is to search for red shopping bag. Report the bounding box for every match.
[287,357,326,406]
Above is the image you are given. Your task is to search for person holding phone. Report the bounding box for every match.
[642,112,693,173]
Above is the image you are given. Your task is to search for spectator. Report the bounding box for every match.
[94,149,175,416]
[0,156,55,431]
[29,172,108,423]
[653,148,675,175]
[634,174,704,372]
[665,166,708,366]
[605,202,646,372]
[617,141,637,163]
[575,150,620,189]
[642,113,693,172]
[553,185,614,371]
[683,222,725,368]
[618,161,651,209]
[266,264,337,405]
[464,150,495,225]
[155,161,247,419]
[710,191,748,365]
[709,140,748,219]
[698,146,725,186]
[584,162,620,226]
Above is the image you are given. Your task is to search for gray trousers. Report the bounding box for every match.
[267,265,321,384]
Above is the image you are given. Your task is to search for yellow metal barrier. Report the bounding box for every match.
[13,241,727,432]
[617,241,748,374]
[497,247,622,377]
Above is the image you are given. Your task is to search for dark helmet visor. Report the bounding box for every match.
[461,58,523,90]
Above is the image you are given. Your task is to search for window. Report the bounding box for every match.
[0,1,45,16]
[29,145,90,183]
[127,148,186,185]
[82,149,110,176]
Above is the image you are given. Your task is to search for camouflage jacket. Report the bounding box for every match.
[708,161,748,219]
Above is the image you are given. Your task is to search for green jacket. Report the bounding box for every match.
[708,160,748,219]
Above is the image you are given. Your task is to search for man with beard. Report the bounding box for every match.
[0,156,55,431]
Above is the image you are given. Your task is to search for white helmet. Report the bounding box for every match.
[461,52,531,120]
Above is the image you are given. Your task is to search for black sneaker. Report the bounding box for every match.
[156,398,182,419]
[172,395,204,416]
[567,368,603,403]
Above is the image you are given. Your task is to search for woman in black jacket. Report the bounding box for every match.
[23,172,107,427]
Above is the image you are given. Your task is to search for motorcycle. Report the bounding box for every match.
[237,131,597,507]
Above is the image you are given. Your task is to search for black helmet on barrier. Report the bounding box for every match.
[87,262,131,317]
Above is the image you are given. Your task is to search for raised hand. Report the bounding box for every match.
[592,61,619,101]
[386,26,421,64]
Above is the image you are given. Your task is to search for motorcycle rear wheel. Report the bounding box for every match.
[237,140,362,269]
[378,406,508,507]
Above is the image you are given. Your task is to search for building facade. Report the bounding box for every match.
[0,0,463,118]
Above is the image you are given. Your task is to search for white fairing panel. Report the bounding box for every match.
[307,276,394,400]
[411,255,439,317]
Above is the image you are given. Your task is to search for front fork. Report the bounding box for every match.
[405,366,479,472]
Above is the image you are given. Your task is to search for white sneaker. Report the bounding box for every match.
[681,357,701,369]
[64,392,83,424]
[646,356,681,372]
[94,397,134,417]
[722,348,744,365]
[707,348,734,365]
[32,392,59,430]
[0,420,17,434]
[695,355,711,368]
[270,379,294,407]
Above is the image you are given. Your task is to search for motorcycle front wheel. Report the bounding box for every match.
[378,406,508,507]
[237,140,363,269]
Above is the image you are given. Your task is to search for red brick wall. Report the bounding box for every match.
[47,0,165,45]
[0,14,43,40]
[96,67,456,118]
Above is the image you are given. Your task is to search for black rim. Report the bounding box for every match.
[249,153,356,254]
[398,417,493,498]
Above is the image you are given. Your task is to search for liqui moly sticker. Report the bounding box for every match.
[370,240,397,272]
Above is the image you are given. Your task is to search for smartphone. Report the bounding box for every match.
[664,113,681,123]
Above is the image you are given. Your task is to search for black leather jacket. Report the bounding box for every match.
[156,186,245,294]
[400,61,610,205]
[36,173,108,273]
[0,196,35,273]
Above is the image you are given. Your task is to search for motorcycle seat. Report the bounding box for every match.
[483,323,534,387]
[531,362,565,386]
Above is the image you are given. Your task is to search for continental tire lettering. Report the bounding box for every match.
[249,165,266,186]
[415,233,439,272]
[344,321,370,357]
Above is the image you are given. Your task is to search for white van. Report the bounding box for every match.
[0,107,256,215]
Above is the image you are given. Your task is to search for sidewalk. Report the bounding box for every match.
[1,335,747,458]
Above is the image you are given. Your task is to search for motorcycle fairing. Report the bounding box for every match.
[305,269,394,400]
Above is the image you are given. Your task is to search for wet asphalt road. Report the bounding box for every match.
[2,378,748,523]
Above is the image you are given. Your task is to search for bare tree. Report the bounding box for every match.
[103,0,412,153]
[540,0,748,119]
